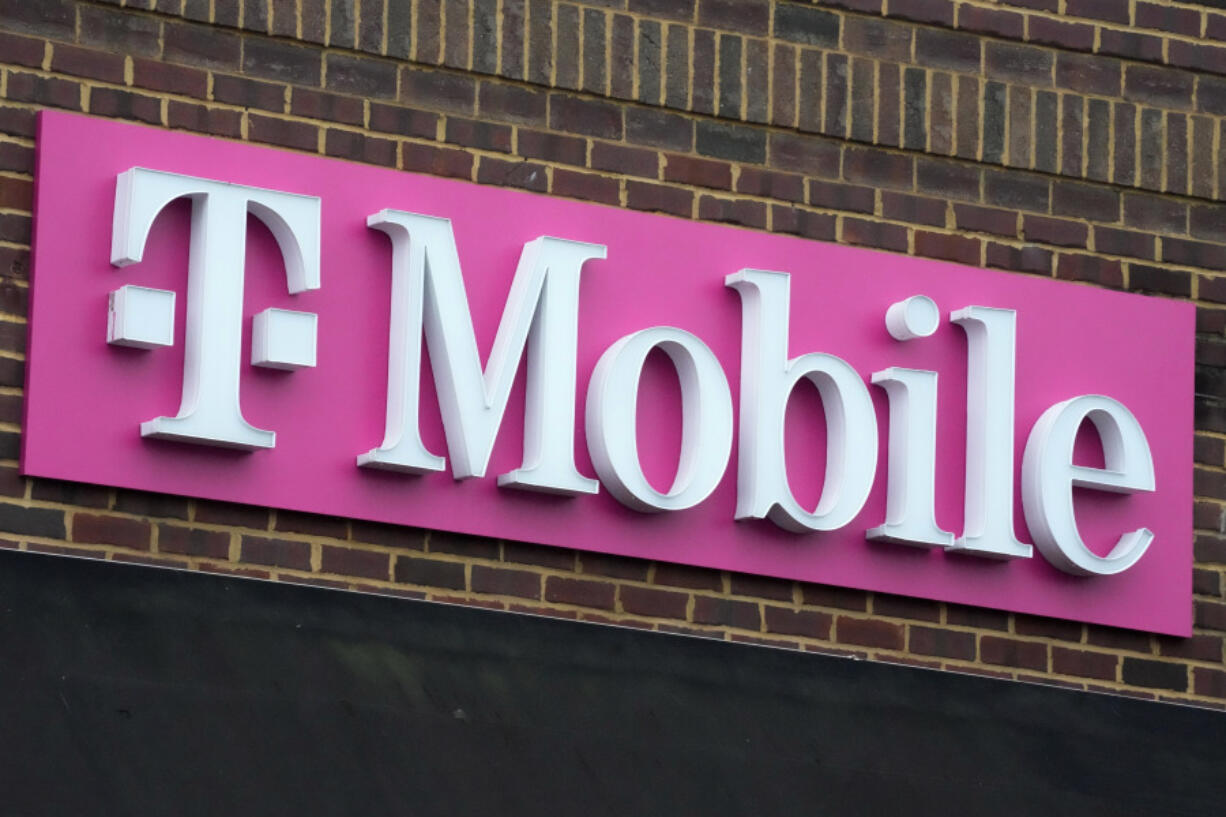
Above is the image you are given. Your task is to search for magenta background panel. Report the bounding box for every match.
[24,112,1195,634]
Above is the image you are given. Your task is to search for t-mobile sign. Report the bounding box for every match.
[24,112,1194,634]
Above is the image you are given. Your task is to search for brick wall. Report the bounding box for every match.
[1,0,1224,707]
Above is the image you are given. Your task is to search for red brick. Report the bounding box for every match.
[628,0,692,21]
[945,610,1010,633]
[1130,264,1190,298]
[471,564,541,598]
[394,555,465,588]
[502,541,574,570]
[955,204,1016,237]
[728,574,794,602]
[0,0,75,38]
[1103,29,1157,63]
[732,634,802,650]
[954,75,979,160]
[908,625,976,660]
[1022,215,1089,248]
[1056,254,1124,289]
[622,181,690,218]
[697,196,767,229]
[29,479,108,509]
[1123,193,1187,233]
[73,513,151,550]
[579,552,650,581]
[1121,657,1188,691]
[623,106,691,153]
[842,218,908,253]
[498,0,525,79]
[698,0,769,35]
[1194,436,1225,467]
[325,130,397,167]
[549,94,622,140]
[808,181,875,214]
[275,509,347,539]
[663,154,733,190]
[326,52,397,98]
[552,169,620,206]
[159,525,230,559]
[401,68,476,114]
[510,603,575,619]
[874,593,942,622]
[0,178,32,211]
[1158,634,1223,662]
[882,192,945,227]
[51,45,126,84]
[802,583,868,611]
[191,499,267,530]
[1052,647,1118,680]
[842,16,912,62]
[917,28,980,74]
[249,115,318,152]
[0,360,20,393]
[770,42,797,129]
[6,72,81,110]
[27,543,101,559]
[1169,42,1226,75]
[166,102,242,138]
[1196,599,1226,631]
[768,132,840,177]
[1095,228,1155,260]
[1015,614,1084,641]
[242,36,322,85]
[1125,65,1194,110]
[241,535,311,570]
[78,5,160,56]
[590,142,659,179]
[836,616,904,650]
[477,82,548,126]
[292,88,365,126]
[764,606,832,639]
[1088,623,1152,647]
[112,553,190,570]
[517,130,587,166]
[545,576,616,609]
[653,562,723,591]
[89,88,162,125]
[980,635,1047,670]
[915,158,981,201]
[476,157,549,193]
[693,596,761,630]
[843,146,913,188]
[132,58,209,98]
[620,584,688,619]
[772,206,836,241]
[368,104,439,139]
[889,0,952,26]
[690,28,715,115]
[114,490,189,520]
[958,6,1023,39]
[1194,667,1226,698]
[429,530,498,559]
[350,520,426,550]
[1065,0,1128,23]
[164,22,243,70]
[402,143,473,179]
[320,545,389,580]
[271,0,297,36]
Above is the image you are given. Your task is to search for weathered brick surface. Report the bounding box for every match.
[0,0,1222,708]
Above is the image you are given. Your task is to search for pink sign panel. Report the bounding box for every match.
[24,112,1194,634]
